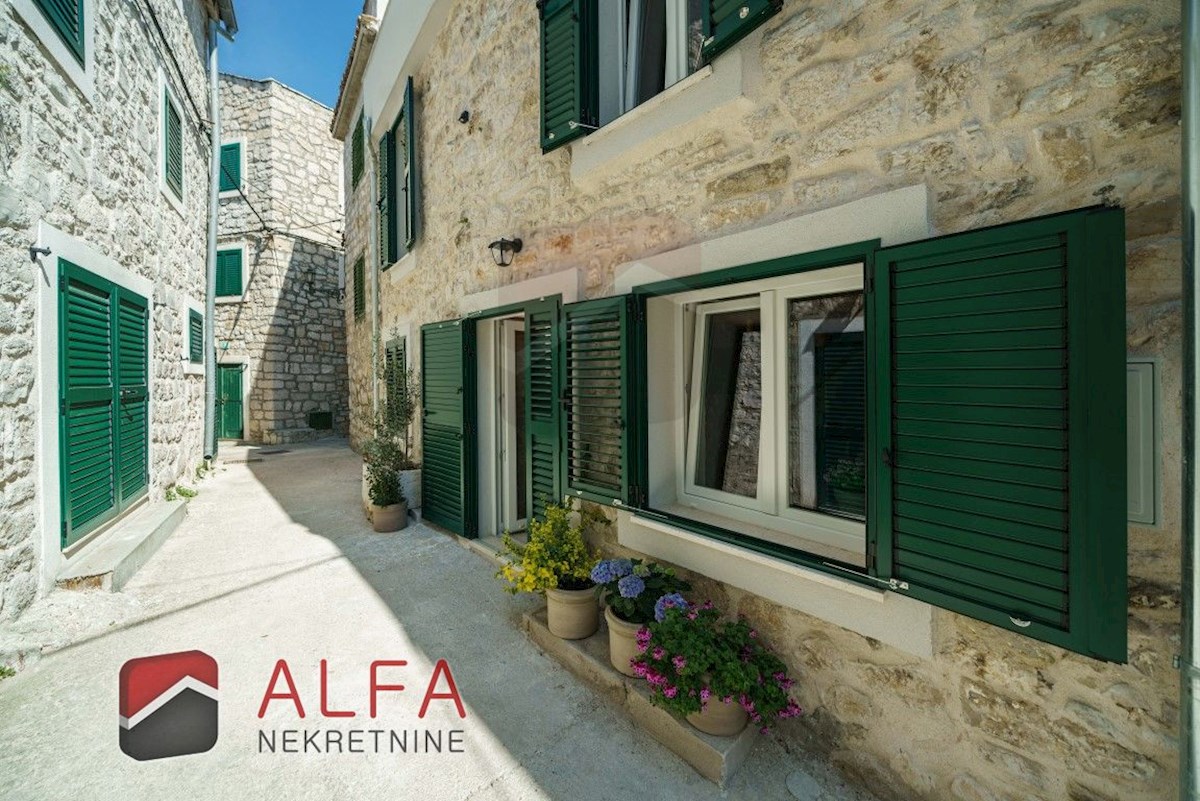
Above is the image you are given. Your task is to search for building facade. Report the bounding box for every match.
[334,1,1183,799]
[0,0,235,620]
[216,74,347,445]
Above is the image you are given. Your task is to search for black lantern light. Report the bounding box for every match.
[487,237,523,267]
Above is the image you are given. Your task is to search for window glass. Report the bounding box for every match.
[787,291,866,520]
[694,307,761,498]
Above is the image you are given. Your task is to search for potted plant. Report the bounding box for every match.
[362,412,410,532]
[823,457,864,511]
[497,502,598,639]
[590,558,690,677]
[632,599,803,737]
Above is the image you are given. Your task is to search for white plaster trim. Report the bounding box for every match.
[215,241,249,303]
[619,511,934,658]
[218,137,248,200]
[34,222,156,590]
[181,296,205,376]
[458,268,582,316]
[11,0,95,101]
[158,68,186,218]
[613,185,932,294]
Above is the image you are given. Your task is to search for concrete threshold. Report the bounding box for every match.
[522,607,756,786]
[56,501,188,591]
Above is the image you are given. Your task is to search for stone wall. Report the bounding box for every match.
[343,0,1183,798]
[217,76,348,444]
[0,0,214,620]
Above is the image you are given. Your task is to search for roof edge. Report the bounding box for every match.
[330,14,379,140]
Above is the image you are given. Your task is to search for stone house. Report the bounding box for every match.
[215,74,348,445]
[332,1,1182,799]
[0,1,237,621]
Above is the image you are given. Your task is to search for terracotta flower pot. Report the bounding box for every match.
[605,605,643,677]
[371,502,408,533]
[545,586,598,639]
[686,697,749,737]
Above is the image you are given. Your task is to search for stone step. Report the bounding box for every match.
[57,500,188,591]
[521,607,756,786]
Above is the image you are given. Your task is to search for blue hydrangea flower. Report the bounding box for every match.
[617,574,646,598]
[590,558,633,584]
[654,592,689,622]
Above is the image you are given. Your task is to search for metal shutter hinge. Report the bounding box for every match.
[739,6,749,18]
[889,579,909,591]
[1009,617,1032,628]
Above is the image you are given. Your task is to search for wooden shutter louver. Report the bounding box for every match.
[524,299,562,520]
[117,294,149,502]
[164,92,183,200]
[403,77,419,249]
[34,0,84,62]
[385,338,407,427]
[872,207,1127,662]
[216,249,242,297]
[219,143,241,192]
[539,0,597,152]
[421,320,477,537]
[378,131,395,267]
[353,256,365,320]
[188,309,203,363]
[351,111,365,188]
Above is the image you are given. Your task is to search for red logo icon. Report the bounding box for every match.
[119,650,218,760]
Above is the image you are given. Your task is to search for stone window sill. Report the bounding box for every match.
[215,295,242,305]
[384,251,418,285]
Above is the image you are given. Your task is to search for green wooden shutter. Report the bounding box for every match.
[402,77,419,250]
[815,331,866,518]
[421,319,477,537]
[701,0,780,63]
[219,142,241,192]
[561,295,636,506]
[353,255,365,320]
[351,111,365,188]
[871,206,1126,662]
[116,289,149,504]
[385,337,407,427]
[215,249,243,297]
[188,309,203,363]
[378,131,396,267]
[33,0,84,63]
[539,0,597,152]
[524,298,563,520]
[164,91,183,200]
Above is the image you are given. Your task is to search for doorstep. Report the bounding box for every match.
[521,607,756,786]
[56,500,187,591]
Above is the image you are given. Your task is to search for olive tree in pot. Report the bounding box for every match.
[362,360,421,521]
[362,398,417,533]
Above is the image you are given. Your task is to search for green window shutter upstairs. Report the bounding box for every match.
[215,249,243,297]
[164,92,183,200]
[871,206,1127,662]
[561,295,637,506]
[188,309,204,363]
[403,76,419,250]
[33,0,84,63]
[353,255,365,320]
[219,143,241,192]
[378,132,396,267]
[421,320,477,537]
[702,0,780,63]
[539,0,597,152]
[351,111,365,188]
[524,298,563,520]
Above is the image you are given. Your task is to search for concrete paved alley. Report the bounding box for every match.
[0,440,868,801]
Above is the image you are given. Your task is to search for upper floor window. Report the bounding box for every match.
[215,247,244,300]
[162,85,184,203]
[219,142,243,194]
[351,111,365,189]
[188,309,204,364]
[378,77,420,268]
[13,0,93,97]
[33,0,84,62]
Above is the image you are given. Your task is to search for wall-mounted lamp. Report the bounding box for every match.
[458,110,470,124]
[487,237,523,267]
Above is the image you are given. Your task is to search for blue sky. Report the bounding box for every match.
[221,1,362,108]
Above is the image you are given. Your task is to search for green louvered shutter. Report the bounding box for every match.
[164,92,183,200]
[561,295,637,506]
[815,331,866,519]
[871,206,1126,662]
[421,320,477,537]
[701,0,780,63]
[377,131,396,268]
[188,309,204,363]
[524,298,562,520]
[351,111,365,188]
[353,255,365,320]
[539,0,597,152]
[116,290,149,505]
[402,77,419,250]
[33,0,84,63]
[385,337,407,427]
[60,262,117,546]
[219,143,241,192]
[215,249,242,297]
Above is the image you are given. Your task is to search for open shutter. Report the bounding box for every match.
[701,0,780,63]
[377,131,395,267]
[116,289,149,505]
[403,77,419,249]
[164,92,183,199]
[33,0,84,62]
[539,0,597,152]
[561,295,636,506]
[872,206,1126,661]
[421,319,477,537]
[524,298,562,520]
[219,143,241,192]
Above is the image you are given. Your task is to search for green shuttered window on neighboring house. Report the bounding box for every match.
[219,142,241,192]
[421,320,476,537]
[163,89,183,200]
[188,309,203,364]
[33,0,85,63]
[216,248,243,297]
[351,111,365,189]
[352,255,365,320]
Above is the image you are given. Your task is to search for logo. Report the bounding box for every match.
[119,650,218,761]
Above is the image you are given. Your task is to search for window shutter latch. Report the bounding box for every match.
[1009,616,1032,628]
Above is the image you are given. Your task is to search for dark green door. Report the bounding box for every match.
[59,260,148,548]
[217,365,243,440]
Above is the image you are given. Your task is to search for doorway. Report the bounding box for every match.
[216,364,243,440]
[476,316,527,538]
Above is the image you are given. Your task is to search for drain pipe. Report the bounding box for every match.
[1182,0,1198,798]
[203,18,220,458]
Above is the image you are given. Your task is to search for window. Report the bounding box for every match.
[188,309,203,364]
[32,0,84,63]
[216,248,243,298]
[384,337,407,426]
[219,142,242,193]
[351,111,365,188]
[539,0,779,151]
[352,255,365,320]
[379,77,420,268]
[163,86,184,202]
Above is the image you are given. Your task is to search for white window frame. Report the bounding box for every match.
[215,242,249,303]
[158,69,185,216]
[12,0,95,100]
[218,138,247,199]
[598,0,695,124]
